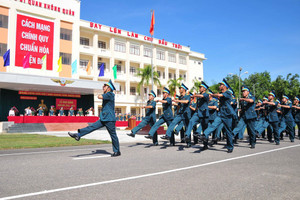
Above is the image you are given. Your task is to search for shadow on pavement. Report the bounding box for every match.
[72,149,111,158]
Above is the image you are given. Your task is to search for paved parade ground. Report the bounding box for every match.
[0,131,300,200]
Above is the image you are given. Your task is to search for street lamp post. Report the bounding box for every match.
[238,67,248,115]
[253,83,258,97]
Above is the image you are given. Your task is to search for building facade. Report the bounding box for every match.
[0,0,206,120]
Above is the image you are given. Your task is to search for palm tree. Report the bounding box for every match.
[190,78,202,94]
[136,65,161,94]
[167,77,183,96]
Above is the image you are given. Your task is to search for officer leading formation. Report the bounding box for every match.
[68,79,300,156]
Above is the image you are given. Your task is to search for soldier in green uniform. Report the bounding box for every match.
[263,91,280,145]
[127,90,157,144]
[145,87,174,145]
[278,95,295,142]
[68,80,121,157]
[292,96,300,139]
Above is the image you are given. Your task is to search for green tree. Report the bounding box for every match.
[136,65,161,94]
[209,71,299,101]
[167,77,183,96]
[271,73,300,100]
[190,78,202,93]
[244,71,272,100]
[286,73,300,97]
[209,81,220,93]
[225,74,240,96]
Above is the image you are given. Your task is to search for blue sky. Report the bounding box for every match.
[80,0,300,85]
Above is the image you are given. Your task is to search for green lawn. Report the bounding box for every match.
[0,134,110,150]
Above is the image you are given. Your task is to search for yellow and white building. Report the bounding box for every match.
[0,0,206,120]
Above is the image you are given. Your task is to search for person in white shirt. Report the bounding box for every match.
[9,108,15,116]
[88,108,93,116]
[24,106,32,116]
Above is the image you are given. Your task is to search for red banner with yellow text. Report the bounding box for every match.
[15,14,54,70]
[19,91,81,98]
[56,99,77,110]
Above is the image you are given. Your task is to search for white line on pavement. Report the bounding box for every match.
[1,144,299,200]
[73,155,111,160]
[0,148,103,157]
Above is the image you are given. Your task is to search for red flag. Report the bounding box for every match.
[149,10,155,36]
[23,52,30,69]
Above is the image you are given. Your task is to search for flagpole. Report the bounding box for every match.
[151,10,154,91]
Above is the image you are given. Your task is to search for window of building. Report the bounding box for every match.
[131,108,136,116]
[60,28,72,41]
[98,62,106,71]
[144,88,147,94]
[179,74,182,78]
[144,47,152,57]
[80,37,89,46]
[174,74,176,79]
[179,55,187,65]
[98,41,106,49]
[115,108,122,115]
[156,50,165,60]
[157,71,161,78]
[157,89,162,96]
[0,15,8,28]
[130,87,136,95]
[80,59,89,69]
[169,73,172,79]
[158,109,162,116]
[116,64,122,72]
[59,52,71,65]
[0,43,7,57]
[168,53,176,63]
[163,72,165,79]
[130,44,140,55]
[114,41,126,53]
[130,66,136,75]
[116,85,122,94]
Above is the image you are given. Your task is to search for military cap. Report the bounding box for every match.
[163,87,170,94]
[200,81,209,89]
[269,90,276,97]
[149,90,156,98]
[179,83,189,91]
[241,85,250,92]
[219,78,230,88]
[282,94,289,100]
[105,79,116,91]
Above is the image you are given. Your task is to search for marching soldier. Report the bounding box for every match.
[292,96,300,139]
[256,96,269,138]
[255,100,264,131]
[207,89,219,145]
[263,91,280,145]
[161,83,190,143]
[233,86,257,148]
[189,93,199,145]
[200,79,236,153]
[185,81,210,149]
[278,95,295,142]
[276,99,286,140]
[173,95,184,143]
[145,87,174,145]
[230,89,238,130]
[127,90,158,145]
[68,80,121,157]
